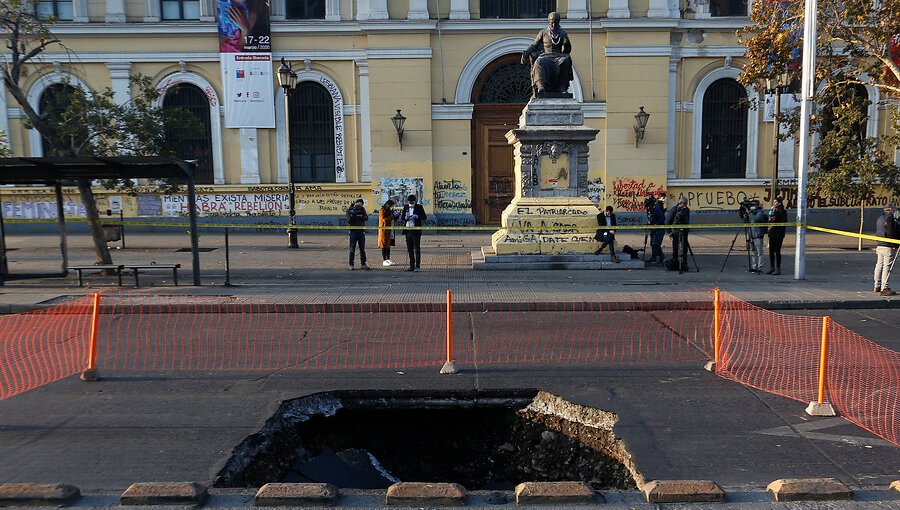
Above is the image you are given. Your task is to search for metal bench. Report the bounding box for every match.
[67,264,125,287]
[124,263,181,287]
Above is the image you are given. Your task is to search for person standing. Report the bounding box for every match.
[874,203,898,295]
[767,196,787,275]
[346,199,371,270]
[400,194,427,272]
[648,197,666,265]
[377,200,398,266]
[594,206,620,263]
[667,196,690,272]
[748,200,768,273]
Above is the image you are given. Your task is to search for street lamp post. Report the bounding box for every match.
[278,58,299,249]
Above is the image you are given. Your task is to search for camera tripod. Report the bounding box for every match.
[720,216,752,273]
[674,231,700,273]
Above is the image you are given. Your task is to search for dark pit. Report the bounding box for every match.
[214,389,639,491]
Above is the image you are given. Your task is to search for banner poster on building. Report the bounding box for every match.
[218,0,275,128]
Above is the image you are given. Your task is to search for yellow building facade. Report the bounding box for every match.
[2,0,899,228]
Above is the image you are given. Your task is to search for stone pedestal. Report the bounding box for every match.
[491,98,602,256]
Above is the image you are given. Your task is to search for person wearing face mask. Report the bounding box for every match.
[767,196,788,275]
[399,194,427,272]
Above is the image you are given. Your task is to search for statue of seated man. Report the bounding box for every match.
[521,11,573,97]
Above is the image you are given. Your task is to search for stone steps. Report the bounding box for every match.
[472,247,645,271]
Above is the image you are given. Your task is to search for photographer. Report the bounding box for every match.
[767,197,787,275]
[647,195,666,265]
[346,199,371,270]
[748,200,768,273]
[666,196,690,271]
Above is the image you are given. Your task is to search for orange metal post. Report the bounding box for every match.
[87,292,101,370]
[713,288,721,364]
[446,289,453,363]
[816,315,830,404]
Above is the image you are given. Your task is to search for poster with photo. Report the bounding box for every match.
[380,177,425,208]
[218,0,275,128]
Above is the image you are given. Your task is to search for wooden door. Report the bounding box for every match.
[473,105,520,224]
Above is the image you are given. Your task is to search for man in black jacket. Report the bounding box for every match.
[666,196,690,272]
[346,199,371,270]
[400,194,427,272]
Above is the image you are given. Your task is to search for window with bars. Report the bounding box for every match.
[709,0,747,16]
[162,84,214,184]
[480,0,556,18]
[286,0,325,19]
[161,0,200,20]
[35,0,74,21]
[701,78,748,179]
[288,82,335,183]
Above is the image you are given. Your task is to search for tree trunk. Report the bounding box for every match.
[76,178,113,269]
[858,204,864,251]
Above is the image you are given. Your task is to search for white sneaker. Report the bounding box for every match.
[382,260,391,266]
[387,260,395,266]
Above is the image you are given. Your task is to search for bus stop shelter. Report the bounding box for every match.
[0,156,201,285]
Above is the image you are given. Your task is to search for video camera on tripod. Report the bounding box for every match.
[737,199,755,223]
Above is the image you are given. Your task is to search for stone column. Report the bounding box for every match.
[107,63,132,105]
[449,0,469,19]
[607,0,630,18]
[326,0,341,20]
[567,0,588,19]
[648,0,671,17]
[667,59,678,179]
[240,128,261,184]
[357,0,388,20]
[357,60,372,183]
[106,0,126,22]
[73,0,89,22]
[408,0,429,19]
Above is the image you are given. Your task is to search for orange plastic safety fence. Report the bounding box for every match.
[715,290,900,446]
[825,320,900,445]
[80,290,715,372]
[0,295,94,400]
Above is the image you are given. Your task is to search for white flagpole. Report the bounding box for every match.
[795,0,818,280]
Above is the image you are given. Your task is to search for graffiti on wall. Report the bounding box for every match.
[610,177,668,212]
[587,178,605,205]
[433,179,472,213]
[163,193,291,217]
[1,199,86,219]
[380,177,424,208]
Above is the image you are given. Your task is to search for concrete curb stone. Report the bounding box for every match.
[254,483,337,506]
[120,482,208,506]
[0,483,80,507]
[385,482,466,506]
[641,480,726,503]
[766,478,852,502]
[514,481,596,504]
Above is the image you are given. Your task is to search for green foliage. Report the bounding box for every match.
[740,0,900,204]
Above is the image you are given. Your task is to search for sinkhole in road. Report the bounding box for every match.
[214,389,640,490]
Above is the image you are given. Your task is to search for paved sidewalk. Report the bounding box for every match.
[0,229,894,310]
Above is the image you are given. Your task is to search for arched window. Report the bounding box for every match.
[701,78,748,179]
[162,83,214,184]
[476,60,532,104]
[38,83,77,156]
[288,81,335,182]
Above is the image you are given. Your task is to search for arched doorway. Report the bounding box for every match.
[288,81,336,183]
[472,54,531,224]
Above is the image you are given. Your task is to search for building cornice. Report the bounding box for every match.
[17,48,431,64]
